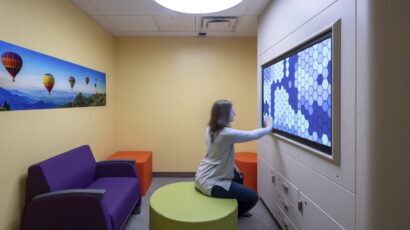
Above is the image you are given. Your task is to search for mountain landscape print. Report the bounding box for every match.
[0,40,106,111]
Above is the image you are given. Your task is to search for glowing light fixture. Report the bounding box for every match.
[154,0,244,14]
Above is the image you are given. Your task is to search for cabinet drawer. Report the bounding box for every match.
[276,189,301,229]
[299,191,344,230]
[277,174,299,206]
[275,203,298,230]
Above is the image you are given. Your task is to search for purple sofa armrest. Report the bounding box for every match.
[22,189,112,230]
[95,160,139,179]
[34,189,106,200]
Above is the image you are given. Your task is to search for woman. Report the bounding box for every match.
[195,99,273,217]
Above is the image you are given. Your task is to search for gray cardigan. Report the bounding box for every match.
[195,126,272,196]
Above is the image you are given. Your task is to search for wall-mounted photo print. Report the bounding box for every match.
[0,40,106,111]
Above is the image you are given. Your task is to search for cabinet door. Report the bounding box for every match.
[257,157,276,215]
[299,191,344,230]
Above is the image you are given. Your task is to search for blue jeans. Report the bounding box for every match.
[211,171,259,216]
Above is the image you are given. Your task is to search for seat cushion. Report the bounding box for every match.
[149,182,237,230]
[88,177,141,230]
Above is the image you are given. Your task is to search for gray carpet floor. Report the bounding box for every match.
[123,177,281,230]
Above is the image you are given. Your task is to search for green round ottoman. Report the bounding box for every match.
[149,182,238,230]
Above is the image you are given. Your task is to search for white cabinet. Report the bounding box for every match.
[258,156,301,229]
[258,153,349,230]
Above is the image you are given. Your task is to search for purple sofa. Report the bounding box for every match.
[22,145,142,230]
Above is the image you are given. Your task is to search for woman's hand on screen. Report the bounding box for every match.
[265,117,273,127]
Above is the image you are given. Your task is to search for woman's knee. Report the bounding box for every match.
[241,188,259,204]
[249,190,259,205]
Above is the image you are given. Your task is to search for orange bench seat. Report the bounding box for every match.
[107,151,152,196]
[235,152,257,192]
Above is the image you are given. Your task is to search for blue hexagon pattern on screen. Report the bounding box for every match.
[263,37,332,147]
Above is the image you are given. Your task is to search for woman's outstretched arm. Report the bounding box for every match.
[224,126,273,143]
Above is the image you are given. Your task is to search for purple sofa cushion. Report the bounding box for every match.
[87,177,141,230]
[26,145,96,202]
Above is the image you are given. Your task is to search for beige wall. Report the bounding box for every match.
[114,37,258,172]
[0,0,116,229]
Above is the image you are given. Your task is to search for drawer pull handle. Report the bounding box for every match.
[271,173,276,184]
[298,200,303,212]
[282,201,289,212]
[282,183,289,193]
[283,219,290,230]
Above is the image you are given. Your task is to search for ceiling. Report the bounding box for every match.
[69,0,271,37]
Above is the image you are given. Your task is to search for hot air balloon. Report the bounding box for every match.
[43,74,55,95]
[69,76,75,89]
[1,52,23,82]
[85,77,89,85]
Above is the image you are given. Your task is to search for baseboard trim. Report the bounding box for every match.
[153,172,196,177]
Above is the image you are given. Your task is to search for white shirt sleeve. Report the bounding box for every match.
[223,126,273,143]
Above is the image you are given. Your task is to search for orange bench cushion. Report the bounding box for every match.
[108,151,152,196]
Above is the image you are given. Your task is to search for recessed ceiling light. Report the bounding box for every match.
[154,0,244,14]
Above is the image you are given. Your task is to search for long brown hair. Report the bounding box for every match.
[208,99,232,143]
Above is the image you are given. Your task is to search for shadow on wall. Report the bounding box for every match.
[10,174,27,230]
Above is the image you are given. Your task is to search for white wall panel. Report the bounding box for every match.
[258,0,410,229]
[257,1,356,192]
[257,0,356,209]
[258,0,337,56]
